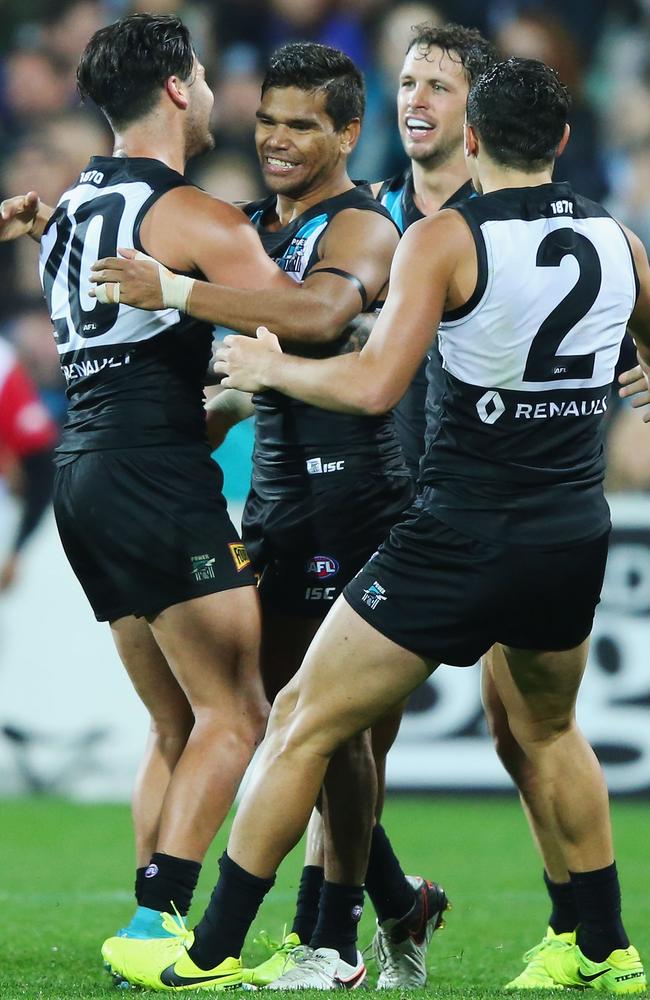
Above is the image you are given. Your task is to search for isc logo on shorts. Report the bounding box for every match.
[229,542,251,572]
[305,586,336,601]
[306,457,345,474]
[306,555,339,579]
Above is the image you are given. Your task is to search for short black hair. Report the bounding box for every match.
[77,13,195,129]
[406,23,496,86]
[261,42,365,130]
[467,58,571,171]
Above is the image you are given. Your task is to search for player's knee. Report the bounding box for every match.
[148,705,194,747]
[267,680,300,731]
[509,710,574,752]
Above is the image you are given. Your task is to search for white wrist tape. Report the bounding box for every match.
[94,250,195,312]
[157,263,195,312]
[133,250,195,312]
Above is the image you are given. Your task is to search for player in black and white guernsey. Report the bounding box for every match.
[8,13,306,952]
[95,44,448,993]
[370,24,638,986]
[201,58,650,996]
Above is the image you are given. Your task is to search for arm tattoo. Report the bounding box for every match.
[336,311,379,355]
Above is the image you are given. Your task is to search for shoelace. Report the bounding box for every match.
[254,929,285,955]
[253,927,311,962]
[285,946,314,965]
[272,952,334,986]
[374,931,403,979]
[522,935,565,964]
[160,904,194,948]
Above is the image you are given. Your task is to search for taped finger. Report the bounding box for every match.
[95,281,120,305]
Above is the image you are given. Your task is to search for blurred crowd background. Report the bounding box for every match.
[2,0,650,544]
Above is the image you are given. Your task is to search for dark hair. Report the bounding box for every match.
[406,23,496,86]
[466,58,571,171]
[261,42,365,130]
[77,14,195,129]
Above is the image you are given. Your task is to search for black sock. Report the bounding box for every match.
[571,862,630,962]
[139,853,201,916]
[310,881,363,967]
[291,865,324,943]
[189,852,275,971]
[544,870,579,934]
[364,824,415,924]
[135,866,147,905]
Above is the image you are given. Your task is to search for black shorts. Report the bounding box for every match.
[54,445,255,622]
[242,475,414,618]
[344,500,609,666]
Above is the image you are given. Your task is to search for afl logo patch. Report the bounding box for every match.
[306,555,340,579]
[229,542,251,572]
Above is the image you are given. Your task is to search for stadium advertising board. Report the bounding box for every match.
[0,495,649,797]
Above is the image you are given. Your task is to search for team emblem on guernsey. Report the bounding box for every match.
[191,554,216,581]
[229,542,251,572]
[361,581,387,610]
[476,390,505,424]
[306,555,339,580]
[281,237,308,273]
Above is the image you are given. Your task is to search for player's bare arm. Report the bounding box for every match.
[90,206,398,343]
[88,186,289,309]
[120,185,291,300]
[620,224,650,420]
[185,206,399,341]
[214,210,471,409]
[0,192,54,242]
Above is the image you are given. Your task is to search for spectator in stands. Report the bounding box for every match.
[0,336,56,591]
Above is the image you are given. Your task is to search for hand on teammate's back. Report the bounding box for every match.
[618,355,650,420]
[213,327,282,392]
[90,249,165,310]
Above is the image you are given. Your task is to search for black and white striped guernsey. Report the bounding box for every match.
[420,181,639,545]
[39,156,213,459]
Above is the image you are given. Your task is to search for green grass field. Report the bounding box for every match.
[1,796,647,999]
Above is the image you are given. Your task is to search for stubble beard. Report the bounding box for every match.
[407,131,463,171]
[185,124,215,162]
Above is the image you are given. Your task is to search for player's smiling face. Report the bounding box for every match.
[398,44,469,167]
[255,86,351,198]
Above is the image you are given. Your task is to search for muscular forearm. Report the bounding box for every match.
[189,281,341,343]
[263,351,382,414]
